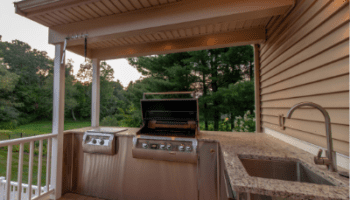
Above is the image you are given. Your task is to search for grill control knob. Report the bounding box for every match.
[185,145,192,151]
[167,144,172,150]
[142,143,148,149]
[92,139,97,144]
[178,144,185,151]
[99,140,104,145]
[159,143,166,150]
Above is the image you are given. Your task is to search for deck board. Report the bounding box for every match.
[59,193,105,200]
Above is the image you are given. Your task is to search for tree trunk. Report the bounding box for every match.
[204,103,208,130]
[202,71,208,130]
[230,112,234,131]
[211,56,219,131]
[72,109,76,121]
[213,101,219,131]
[249,62,254,81]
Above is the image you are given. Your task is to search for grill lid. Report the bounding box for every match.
[138,92,199,138]
[141,99,198,121]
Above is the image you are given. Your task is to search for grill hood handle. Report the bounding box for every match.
[143,91,195,99]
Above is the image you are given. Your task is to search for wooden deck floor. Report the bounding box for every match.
[59,193,105,200]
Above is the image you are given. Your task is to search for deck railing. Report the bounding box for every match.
[0,177,52,200]
[0,134,57,200]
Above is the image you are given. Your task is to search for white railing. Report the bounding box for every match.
[0,134,57,200]
[0,177,52,200]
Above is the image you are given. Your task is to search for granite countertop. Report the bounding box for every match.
[65,126,139,136]
[66,127,349,199]
[198,131,349,200]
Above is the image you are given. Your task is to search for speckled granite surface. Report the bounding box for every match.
[198,131,349,200]
[66,127,349,199]
[65,126,138,137]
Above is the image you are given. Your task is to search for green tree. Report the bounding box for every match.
[214,80,255,129]
[0,53,21,124]
[185,46,253,131]
[65,59,79,121]
[128,46,254,131]
[75,60,130,120]
[128,53,195,92]
[0,40,53,122]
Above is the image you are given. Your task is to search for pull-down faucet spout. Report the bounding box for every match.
[286,102,337,172]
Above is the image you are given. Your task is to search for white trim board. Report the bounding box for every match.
[264,127,349,170]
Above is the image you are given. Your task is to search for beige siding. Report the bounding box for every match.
[259,0,349,156]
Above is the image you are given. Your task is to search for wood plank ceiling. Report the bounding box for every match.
[30,0,180,27]
[15,0,294,59]
[88,16,272,49]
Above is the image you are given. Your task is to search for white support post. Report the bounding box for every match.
[91,58,100,127]
[51,43,65,199]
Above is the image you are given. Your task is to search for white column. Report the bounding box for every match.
[51,43,65,199]
[91,58,100,127]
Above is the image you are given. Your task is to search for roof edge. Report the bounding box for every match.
[14,0,68,15]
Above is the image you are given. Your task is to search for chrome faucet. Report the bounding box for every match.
[286,102,337,172]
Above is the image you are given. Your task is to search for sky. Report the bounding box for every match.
[0,1,143,88]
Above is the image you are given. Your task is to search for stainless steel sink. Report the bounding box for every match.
[239,158,335,186]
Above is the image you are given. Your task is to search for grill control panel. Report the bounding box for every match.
[132,136,198,163]
[85,134,111,146]
[82,132,116,155]
[137,139,193,153]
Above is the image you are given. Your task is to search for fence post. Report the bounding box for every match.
[0,176,5,199]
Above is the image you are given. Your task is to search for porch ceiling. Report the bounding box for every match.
[14,0,295,60]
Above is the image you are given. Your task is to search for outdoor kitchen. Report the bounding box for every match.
[0,0,348,200]
[55,93,348,200]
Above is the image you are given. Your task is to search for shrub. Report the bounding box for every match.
[101,115,119,127]
[219,118,231,131]
[233,110,255,132]
[0,120,18,130]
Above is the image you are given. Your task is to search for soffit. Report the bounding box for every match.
[15,0,295,59]
[15,0,180,27]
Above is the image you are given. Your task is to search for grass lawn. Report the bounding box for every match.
[0,119,90,186]
[0,150,47,186]
[11,119,91,135]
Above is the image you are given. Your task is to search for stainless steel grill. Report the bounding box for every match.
[77,93,219,200]
[132,91,199,163]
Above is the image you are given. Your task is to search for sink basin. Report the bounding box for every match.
[239,158,335,186]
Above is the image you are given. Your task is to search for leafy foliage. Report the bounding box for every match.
[0,59,21,124]
[128,46,255,131]
[0,40,54,124]
[0,39,255,132]
[233,110,256,132]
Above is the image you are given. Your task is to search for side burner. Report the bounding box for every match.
[82,127,127,155]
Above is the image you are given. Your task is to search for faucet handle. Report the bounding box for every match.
[278,114,285,130]
[314,149,324,165]
[316,149,323,158]
[314,149,332,166]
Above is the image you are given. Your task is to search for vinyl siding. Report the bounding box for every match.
[259,0,349,155]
